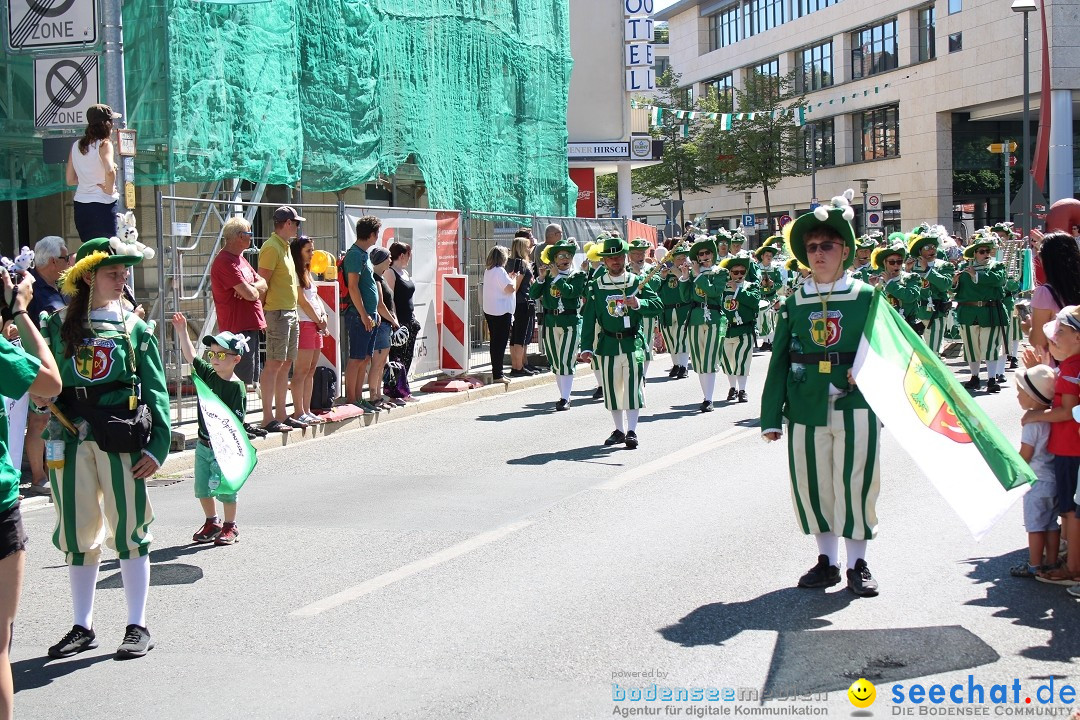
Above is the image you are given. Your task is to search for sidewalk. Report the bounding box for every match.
[17,357,595,510]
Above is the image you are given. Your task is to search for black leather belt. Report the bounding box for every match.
[790,351,856,365]
[602,327,639,340]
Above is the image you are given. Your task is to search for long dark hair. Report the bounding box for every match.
[78,120,112,154]
[290,235,313,290]
[1040,232,1080,306]
[60,279,91,358]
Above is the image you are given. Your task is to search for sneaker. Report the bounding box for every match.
[624,430,639,449]
[301,413,324,424]
[604,429,626,446]
[986,379,1001,394]
[389,397,407,407]
[284,416,308,429]
[963,376,981,391]
[48,624,98,658]
[403,395,421,403]
[700,400,713,413]
[193,519,223,543]
[1008,356,1019,369]
[726,388,738,401]
[115,624,155,659]
[555,398,569,411]
[359,400,380,413]
[526,365,546,374]
[592,387,604,400]
[797,555,841,588]
[508,368,532,378]
[737,390,748,403]
[676,366,688,379]
[668,366,679,378]
[846,559,879,597]
[215,523,239,546]
[995,374,1007,385]
[1010,561,1040,578]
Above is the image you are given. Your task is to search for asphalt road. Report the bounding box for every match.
[11,350,1079,720]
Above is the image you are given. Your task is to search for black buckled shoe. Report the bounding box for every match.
[737,390,748,403]
[986,378,1001,393]
[963,376,981,392]
[761,341,772,352]
[604,429,626,446]
[676,366,688,379]
[668,366,679,378]
[797,554,841,589]
[726,388,738,402]
[555,398,569,411]
[1008,356,1019,369]
[624,431,639,449]
[592,387,604,401]
[846,559,879,597]
[700,400,713,413]
[995,374,1007,384]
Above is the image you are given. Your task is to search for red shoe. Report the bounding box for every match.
[193,519,222,543]
[215,523,239,546]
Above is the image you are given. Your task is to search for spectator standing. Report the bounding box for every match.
[368,248,399,410]
[383,242,420,402]
[343,216,382,407]
[289,236,328,424]
[24,235,71,496]
[1010,364,1060,577]
[210,217,266,387]
[483,246,519,384]
[65,104,121,242]
[257,206,304,432]
[508,236,537,377]
[0,270,62,720]
[1028,232,1080,363]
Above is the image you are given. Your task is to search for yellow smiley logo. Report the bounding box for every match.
[847,678,876,709]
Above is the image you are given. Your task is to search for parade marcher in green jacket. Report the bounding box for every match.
[44,237,172,659]
[992,222,1024,373]
[579,235,662,448]
[953,228,1009,393]
[681,238,730,412]
[729,230,759,283]
[761,189,881,598]
[905,225,954,355]
[658,241,692,379]
[870,244,923,333]
[719,256,761,403]
[531,237,587,411]
[582,238,608,401]
[628,238,661,379]
[754,245,783,351]
[850,234,879,283]
[784,256,808,295]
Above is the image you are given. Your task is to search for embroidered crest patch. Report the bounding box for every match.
[605,294,627,318]
[808,310,842,347]
[73,338,117,382]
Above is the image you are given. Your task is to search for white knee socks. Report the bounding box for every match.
[699,372,717,401]
[120,555,151,628]
[627,410,639,432]
[69,564,99,629]
[727,374,737,389]
[676,352,690,367]
[968,361,980,376]
[593,368,602,387]
[643,360,651,377]
[991,356,1006,377]
[845,539,867,569]
[737,375,748,392]
[814,533,839,567]
[611,411,625,433]
[556,375,573,400]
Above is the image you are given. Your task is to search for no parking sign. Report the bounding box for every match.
[34,54,99,127]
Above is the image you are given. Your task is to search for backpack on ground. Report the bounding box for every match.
[310,366,338,410]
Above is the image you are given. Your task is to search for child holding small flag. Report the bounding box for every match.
[1010,364,1059,578]
[171,313,249,546]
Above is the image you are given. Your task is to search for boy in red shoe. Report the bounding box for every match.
[171,313,248,545]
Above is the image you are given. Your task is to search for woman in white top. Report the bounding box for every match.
[289,236,328,425]
[482,245,520,383]
[65,104,121,242]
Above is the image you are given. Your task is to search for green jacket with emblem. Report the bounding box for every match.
[580,272,662,356]
[953,260,1008,326]
[530,270,587,328]
[758,265,783,301]
[909,259,954,319]
[658,268,691,327]
[878,272,922,321]
[761,279,874,429]
[44,307,172,464]
[680,267,730,327]
[722,282,762,337]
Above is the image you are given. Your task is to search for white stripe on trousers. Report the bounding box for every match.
[596,353,645,411]
[689,323,724,374]
[721,334,752,376]
[543,324,579,376]
[961,323,1002,362]
[660,319,689,356]
[787,400,881,541]
[922,316,946,355]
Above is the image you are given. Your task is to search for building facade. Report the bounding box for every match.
[652,0,1080,239]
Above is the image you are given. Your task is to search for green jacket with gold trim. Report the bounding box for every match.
[680,267,730,327]
[953,260,1008,327]
[722,282,762,338]
[580,272,662,357]
[529,270,587,328]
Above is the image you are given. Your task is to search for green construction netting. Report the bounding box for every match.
[0,0,576,216]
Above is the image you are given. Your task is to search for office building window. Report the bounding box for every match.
[707,4,740,51]
[747,57,780,104]
[800,118,836,169]
[948,0,961,13]
[918,5,935,61]
[796,41,833,94]
[674,86,694,109]
[793,0,841,18]
[948,32,962,52]
[655,56,671,77]
[744,0,786,38]
[703,73,735,112]
[850,19,898,79]
[855,105,900,161]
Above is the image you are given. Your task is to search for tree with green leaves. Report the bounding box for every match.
[697,69,808,231]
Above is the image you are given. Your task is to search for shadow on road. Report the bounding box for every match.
[476,404,553,422]
[96,543,217,588]
[507,443,625,466]
[962,552,1080,662]
[12,652,114,693]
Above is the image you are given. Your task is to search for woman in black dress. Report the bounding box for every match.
[383,242,420,402]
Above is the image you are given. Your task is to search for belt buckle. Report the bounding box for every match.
[827,352,841,366]
[74,387,88,401]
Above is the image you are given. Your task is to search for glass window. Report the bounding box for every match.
[918,5,936,61]
[948,32,962,53]
[948,0,961,13]
[674,86,694,108]
[795,41,833,94]
[800,118,836,169]
[708,4,740,51]
[850,19,899,79]
[792,0,841,19]
[744,0,786,38]
[703,73,735,112]
[855,105,900,161]
[749,58,780,104]
[655,56,671,77]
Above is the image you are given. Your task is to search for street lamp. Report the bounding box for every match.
[1012,0,1036,235]
[743,192,752,217]
[854,178,875,234]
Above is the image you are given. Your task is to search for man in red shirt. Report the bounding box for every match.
[211,217,267,386]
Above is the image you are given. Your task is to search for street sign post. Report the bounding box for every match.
[986,142,1018,154]
[33,54,99,127]
[988,140,1019,222]
[7,0,97,51]
[867,211,883,229]
[742,214,755,228]
[867,193,881,210]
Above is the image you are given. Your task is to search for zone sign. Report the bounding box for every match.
[8,0,97,51]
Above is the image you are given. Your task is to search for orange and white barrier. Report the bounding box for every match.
[314,281,341,393]
[441,274,469,374]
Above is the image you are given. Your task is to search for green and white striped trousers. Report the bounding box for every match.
[660,310,689,356]
[922,316,947,355]
[543,324,580,376]
[787,399,881,541]
[721,334,753,376]
[596,352,645,411]
[689,323,724,374]
[961,323,1003,363]
[1008,314,1024,344]
[641,316,657,360]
